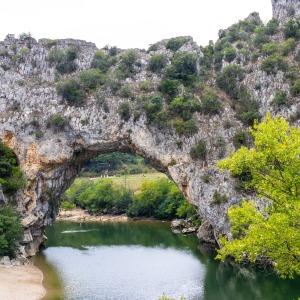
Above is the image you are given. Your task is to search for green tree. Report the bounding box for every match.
[217,113,300,279]
[0,206,23,258]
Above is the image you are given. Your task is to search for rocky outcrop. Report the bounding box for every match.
[0,1,298,257]
[272,0,300,22]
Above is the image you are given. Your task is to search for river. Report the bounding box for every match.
[32,220,300,300]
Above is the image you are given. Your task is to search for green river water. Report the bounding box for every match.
[31,220,300,300]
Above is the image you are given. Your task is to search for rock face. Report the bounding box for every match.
[272,0,300,22]
[0,1,299,257]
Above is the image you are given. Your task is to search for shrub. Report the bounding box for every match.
[116,50,139,79]
[284,17,300,40]
[143,94,163,123]
[79,69,106,90]
[271,91,287,107]
[168,96,201,120]
[262,42,278,56]
[190,139,207,160]
[119,84,133,98]
[172,118,198,136]
[148,54,168,73]
[158,79,180,102]
[200,89,222,115]
[166,37,188,51]
[46,114,69,133]
[61,202,76,210]
[253,26,269,47]
[0,206,23,258]
[56,78,85,105]
[176,200,197,219]
[147,43,159,53]
[47,48,65,63]
[261,54,288,75]
[91,50,112,72]
[281,38,296,55]
[0,140,25,196]
[216,64,245,100]
[216,135,226,159]
[164,52,197,85]
[49,46,78,74]
[201,174,210,183]
[224,47,236,62]
[265,18,280,35]
[117,101,131,121]
[211,190,228,205]
[290,79,300,96]
[233,130,252,149]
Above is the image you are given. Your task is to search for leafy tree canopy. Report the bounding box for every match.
[217,113,300,279]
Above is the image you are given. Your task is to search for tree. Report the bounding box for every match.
[217,113,300,279]
[0,206,23,258]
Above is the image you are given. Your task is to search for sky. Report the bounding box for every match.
[1,0,273,49]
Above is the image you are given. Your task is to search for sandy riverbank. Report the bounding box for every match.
[0,264,45,300]
[56,208,129,222]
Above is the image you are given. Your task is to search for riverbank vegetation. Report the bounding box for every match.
[63,176,197,221]
[217,114,300,279]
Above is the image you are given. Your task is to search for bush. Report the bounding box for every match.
[253,26,269,47]
[284,17,300,40]
[233,130,252,149]
[65,179,94,205]
[190,139,207,160]
[262,42,278,56]
[117,101,131,121]
[265,18,280,35]
[290,79,300,96]
[158,79,180,102]
[271,91,287,107]
[164,52,197,85]
[176,200,196,219]
[47,48,65,64]
[211,190,228,205]
[166,37,188,51]
[224,47,236,62]
[0,206,23,258]
[91,50,112,72]
[148,54,168,73]
[61,202,76,210]
[281,38,296,55]
[216,64,245,100]
[200,89,222,115]
[79,69,106,90]
[143,94,163,123]
[116,50,139,79]
[46,114,69,133]
[56,78,85,106]
[0,140,25,196]
[172,118,198,136]
[119,84,133,98]
[168,96,201,120]
[261,54,288,75]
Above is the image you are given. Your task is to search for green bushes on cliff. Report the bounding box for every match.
[79,69,106,90]
[116,49,139,79]
[0,206,23,258]
[165,37,188,52]
[46,114,69,133]
[190,139,207,161]
[148,54,168,73]
[56,78,85,106]
[0,140,25,196]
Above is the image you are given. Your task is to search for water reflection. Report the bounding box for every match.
[38,221,300,300]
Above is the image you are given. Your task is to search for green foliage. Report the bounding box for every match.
[190,139,207,161]
[284,17,300,40]
[290,79,300,96]
[0,206,23,258]
[147,43,159,53]
[164,52,197,85]
[119,84,133,98]
[91,50,113,72]
[64,179,94,205]
[60,202,76,210]
[271,91,288,107]
[79,69,106,90]
[168,96,201,120]
[46,114,69,133]
[143,94,163,123]
[224,47,236,62]
[176,200,197,219]
[217,114,300,279]
[281,38,296,55]
[253,26,270,48]
[261,54,288,75]
[200,89,222,116]
[201,174,210,183]
[165,37,188,51]
[172,118,198,136]
[148,54,168,73]
[0,140,25,196]
[233,130,252,149]
[117,101,131,121]
[78,179,133,214]
[127,178,187,219]
[116,50,139,79]
[262,42,278,56]
[265,18,280,35]
[216,135,226,159]
[216,64,245,100]
[56,78,85,106]
[47,48,65,63]
[211,190,228,205]
[158,79,180,102]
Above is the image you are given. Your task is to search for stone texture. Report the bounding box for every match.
[272,0,300,23]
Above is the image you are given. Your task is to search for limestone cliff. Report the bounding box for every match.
[0,0,299,256]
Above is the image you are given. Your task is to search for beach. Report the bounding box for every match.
[0,264,45,300]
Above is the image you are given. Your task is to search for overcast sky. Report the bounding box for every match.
[1,0,272,49]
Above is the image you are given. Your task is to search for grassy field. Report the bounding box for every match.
[82,172,168,193]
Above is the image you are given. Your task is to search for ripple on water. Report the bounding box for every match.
[43,245,205,300]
